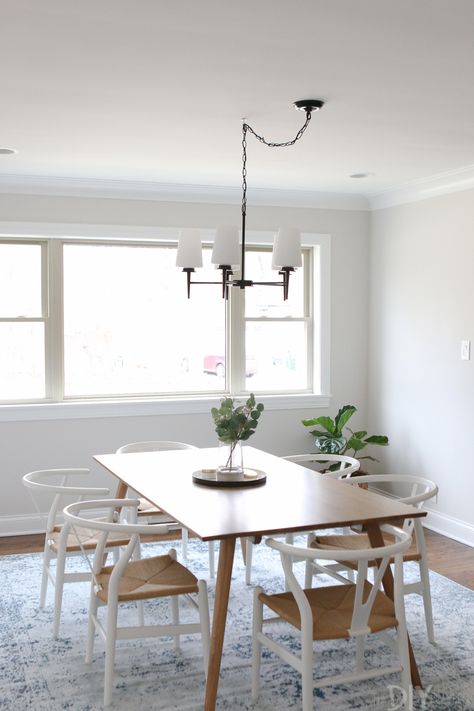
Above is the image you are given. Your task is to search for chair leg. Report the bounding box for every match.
[355,635,365,673]
[103,598,119,707]
[301,628,314,711]
[304,559,313,589]
[414,520,435,644]
[245,539,253,586]
[170,595,180,651]
[251,587,263,701]
[137,600,145,627]
[418,558,435,643]
[52,535,68,638]
[208,541,215,579]
[39,541,52,608]
[182,527,189,563]
[198,580,210,677]
[85,592,99,664]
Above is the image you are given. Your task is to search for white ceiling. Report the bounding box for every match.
[1,0,474,201]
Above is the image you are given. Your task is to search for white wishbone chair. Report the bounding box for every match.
[252,525,412,711]
[63,498,211,708]
[22,468,127,638]
[243,454,360,586]
[116,441,216,577]
[306,474,438,643]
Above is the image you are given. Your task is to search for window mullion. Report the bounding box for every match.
[45,240,64,401]
[228,286,245,395]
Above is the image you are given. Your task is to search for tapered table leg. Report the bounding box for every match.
[114,480,128,499]
[366,523,422,689]
[204,537,236,711]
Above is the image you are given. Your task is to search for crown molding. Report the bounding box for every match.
[5,164,474,212]
[369,164,474,210]
[0,173,368,211]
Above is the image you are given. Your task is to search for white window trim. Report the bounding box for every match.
[0,222,332,421]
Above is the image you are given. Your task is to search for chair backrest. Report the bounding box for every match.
[22,469,110,535]
[116,441,198,454]
[283,453,360,478]
[63,498,172,586]
[341,473,438,533]
[266,524,411,638]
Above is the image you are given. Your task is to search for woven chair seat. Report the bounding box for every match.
[96,554,199,603]
[49,526,131,553]
[311,532,421,566]
[259,581,396,640]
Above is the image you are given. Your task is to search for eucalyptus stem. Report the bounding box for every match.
[226,440,239,469]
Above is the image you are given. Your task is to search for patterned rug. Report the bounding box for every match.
[0,538,473,711]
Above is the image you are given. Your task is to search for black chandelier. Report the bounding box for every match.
[176,99,324,300]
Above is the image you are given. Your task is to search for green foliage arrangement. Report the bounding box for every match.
[211,394,264,468]
[302,404,388,465]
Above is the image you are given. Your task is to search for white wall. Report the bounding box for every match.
[0,193,369,534]
[369,188,474,544]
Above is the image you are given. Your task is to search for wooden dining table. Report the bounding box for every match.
[94,445,426,710]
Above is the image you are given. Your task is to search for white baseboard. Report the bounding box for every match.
[0,513,44,537]
[424,508,474,548]
[0,508,110,537]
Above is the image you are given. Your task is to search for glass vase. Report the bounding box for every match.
[217,440,244,481]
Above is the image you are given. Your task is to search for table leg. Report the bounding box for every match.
[366,523,422,689]
[204,537,236,711]
[114,481,128,499]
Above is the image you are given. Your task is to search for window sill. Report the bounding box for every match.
[0,393,331,422]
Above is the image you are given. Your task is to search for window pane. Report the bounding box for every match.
[0,243,43,317]
[245,321,308,391]
[63,243,226,397]
[0,323,45,399]
[244,250,304,318]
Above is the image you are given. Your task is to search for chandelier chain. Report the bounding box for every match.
[244,109,312,149]
[241,110,312,217]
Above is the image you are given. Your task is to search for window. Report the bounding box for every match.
[0,232,328,408]
[0,241,47,400]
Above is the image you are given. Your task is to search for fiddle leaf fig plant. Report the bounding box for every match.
[302,404,388,465]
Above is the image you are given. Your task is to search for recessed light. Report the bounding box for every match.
[0,148,17,155]
[350,172,373,179]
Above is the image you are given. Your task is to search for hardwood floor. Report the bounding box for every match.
[424,529,474,590]
[1,528,473,590]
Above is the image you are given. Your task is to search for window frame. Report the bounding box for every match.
[0,224,331,421]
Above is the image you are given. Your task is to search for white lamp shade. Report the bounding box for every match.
[272,227,302,268]
[176,228,203,268]
[211,226,240,266]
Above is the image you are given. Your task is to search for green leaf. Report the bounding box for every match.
[305,416,335,434]
[346,436,366,452]
[352,430,367,439]
[256,403,264,412]
[334,405,356,434]
[364,435,389,446]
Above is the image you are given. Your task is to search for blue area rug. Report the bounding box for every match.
[0,538,473,710]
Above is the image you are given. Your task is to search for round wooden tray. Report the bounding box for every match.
[192,468,267,488]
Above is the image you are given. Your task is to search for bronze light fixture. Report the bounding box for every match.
[176,99,324,300]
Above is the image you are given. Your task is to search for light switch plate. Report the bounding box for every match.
[461,340,471,360]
